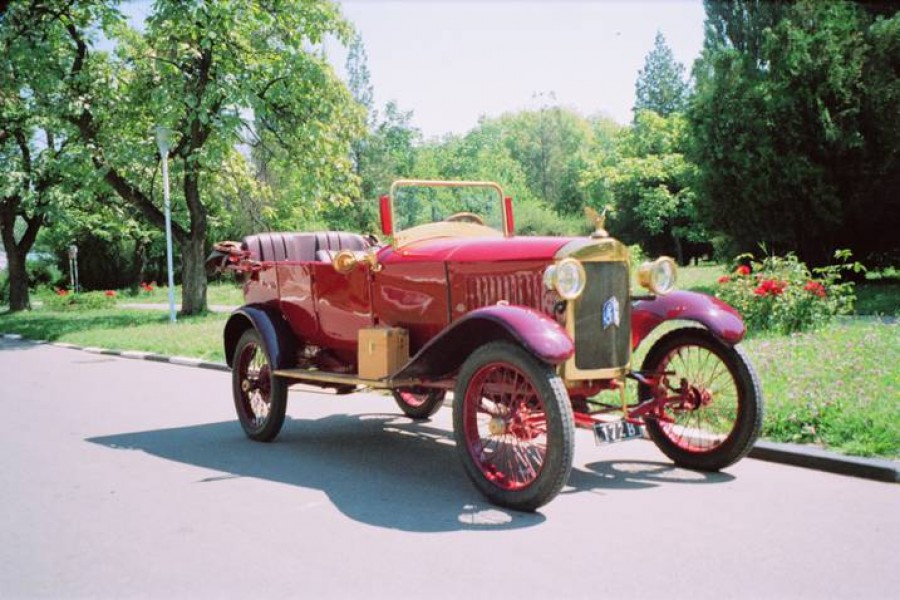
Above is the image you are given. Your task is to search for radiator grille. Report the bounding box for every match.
[573,262,631,370]
[465,272,557,314]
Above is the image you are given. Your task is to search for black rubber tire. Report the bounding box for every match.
[392,388,446,420]
[639,328,763,471]
[453,342,575,512]
[232,329,288,442]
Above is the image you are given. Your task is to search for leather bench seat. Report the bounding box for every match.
[242,232,369,263]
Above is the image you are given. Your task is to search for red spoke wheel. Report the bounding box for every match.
[232,329,288,442]
[639,328,763,471]
[392,388,446,420]
[453,342,574,512]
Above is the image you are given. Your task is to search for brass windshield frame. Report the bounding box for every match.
[388,179,511,248]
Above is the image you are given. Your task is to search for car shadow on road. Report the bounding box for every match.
[567,458,735,493]
[87,413,551,533]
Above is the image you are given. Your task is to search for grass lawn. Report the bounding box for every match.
[0,309,228,362]
[743,321,899,458]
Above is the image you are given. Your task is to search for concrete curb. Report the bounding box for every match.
[1,332,229,373]
[2,332,897,483]
[749,441,899,484]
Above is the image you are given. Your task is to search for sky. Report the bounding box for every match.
[334,0,707,138]
[118,0,708,139]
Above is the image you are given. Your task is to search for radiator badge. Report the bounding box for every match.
[602,296,620,330]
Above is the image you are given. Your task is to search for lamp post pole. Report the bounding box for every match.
[155,126,177,323]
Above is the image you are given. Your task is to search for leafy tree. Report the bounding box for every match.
[634,31,689,117]
[690,0,898,266]
[0,1,105,310]
[852,11,900,265]
[582,111,705,264]
[50,0,360,314]
[491,102,593,215]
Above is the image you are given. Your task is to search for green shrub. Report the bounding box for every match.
[715,250,860,334]
[513,200,587,236]
[0,270,7,304]
[43,289,118,311]
[27,256,65,289]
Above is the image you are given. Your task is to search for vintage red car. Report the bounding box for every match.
[211,180,762,511]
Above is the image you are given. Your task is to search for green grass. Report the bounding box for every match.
[854,282,900,316]
[0,309,228,362]
[744,321,899,458]
[122,281,243,307]
[675,264,721,295]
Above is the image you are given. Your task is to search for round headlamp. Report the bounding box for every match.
[638,256,678,295]
[543,258,586,300]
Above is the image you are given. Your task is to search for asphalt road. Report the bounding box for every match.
[1,338,897,599]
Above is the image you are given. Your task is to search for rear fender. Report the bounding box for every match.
[631,290,745,349]
[224,304,299,369]
[393,305,573,380]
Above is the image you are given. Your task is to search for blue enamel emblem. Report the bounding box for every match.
[602,296,620,330]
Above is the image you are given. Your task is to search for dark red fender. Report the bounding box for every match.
[631,290,746,349]
[393,305,573,380]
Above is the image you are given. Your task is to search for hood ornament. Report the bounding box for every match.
[584,205,611,238]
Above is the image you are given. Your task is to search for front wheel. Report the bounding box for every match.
[453,342,574,512]
[639,328,763,471]
[232,329,288,442]
[392,388,446,420]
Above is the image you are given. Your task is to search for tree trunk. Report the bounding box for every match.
[5,247,30,311]
[672,233,685,266]
[180,233,208,315]
[1,200,41,312]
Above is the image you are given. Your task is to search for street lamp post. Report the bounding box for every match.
[155,126,177,324]
[68,244,79,293]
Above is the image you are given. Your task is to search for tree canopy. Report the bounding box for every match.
[634,31,690,117]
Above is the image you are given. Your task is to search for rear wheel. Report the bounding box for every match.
[640,328,763,471]
[392,388,446,420]
[453,342,574,512]
[232,329,288,442]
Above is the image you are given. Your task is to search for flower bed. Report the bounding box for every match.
[715,251,860,334]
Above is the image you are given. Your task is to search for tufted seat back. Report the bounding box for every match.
[242,232,368,263]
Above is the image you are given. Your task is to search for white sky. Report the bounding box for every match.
[335,0,707,138]
[119,0,707,139]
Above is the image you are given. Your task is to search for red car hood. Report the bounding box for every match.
[385,236,575,263]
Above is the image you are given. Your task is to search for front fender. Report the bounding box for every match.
[393,305,573,380]
[632,290,746,349]
[223,304,299,369]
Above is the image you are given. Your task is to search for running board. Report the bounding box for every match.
[272,368,420,389]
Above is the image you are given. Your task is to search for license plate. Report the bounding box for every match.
[593,421,645,445]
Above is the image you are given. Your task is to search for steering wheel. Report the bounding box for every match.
[445,212,485,225]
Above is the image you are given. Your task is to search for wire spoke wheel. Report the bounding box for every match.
[641,329,763,471]
[392,387,446,420]
[453,342,574,512]
[232,329,287,442]
[465,362,549,489]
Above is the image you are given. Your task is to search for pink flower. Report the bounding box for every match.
[717,275,731,284]
[736,265,751,276]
